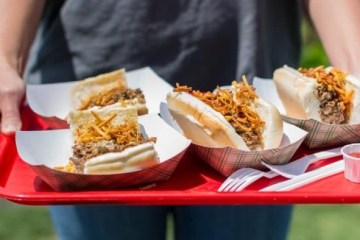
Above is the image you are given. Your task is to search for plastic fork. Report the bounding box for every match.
[261,146,342,178]
[217,168,278,192]
[260,160,344,191]
[218,146,342,192]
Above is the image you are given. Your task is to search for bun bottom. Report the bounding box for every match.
[168,108,246,149]
[84,142,159,174]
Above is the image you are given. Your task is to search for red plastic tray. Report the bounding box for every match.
[1,107,360,206]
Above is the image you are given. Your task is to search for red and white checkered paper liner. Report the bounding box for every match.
[160,103,308,177]
[26,67,173,129]
[283,116,360,149]
[26,151,186,191]
[15,114,191,191]
[191,122,307,176]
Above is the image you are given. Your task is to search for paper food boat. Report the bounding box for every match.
[15,114,191,191]
[160,103,308,177]
[26,67,173,129]
[253,77,360,149]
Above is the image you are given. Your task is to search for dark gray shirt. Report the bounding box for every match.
[26,0,301,90]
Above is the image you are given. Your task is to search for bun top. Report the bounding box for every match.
[67,107,140,145]
[273,66,319,120]
[70,69,128,109]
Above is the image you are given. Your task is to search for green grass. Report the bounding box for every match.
[0,199,55,240]
[289,205,360,240]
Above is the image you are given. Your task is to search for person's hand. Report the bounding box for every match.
[0,67,25,134]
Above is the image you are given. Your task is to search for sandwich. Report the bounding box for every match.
[56,107,159,174]
[166,77,283,151]
[70,69,148,115]
[273,65,360,124]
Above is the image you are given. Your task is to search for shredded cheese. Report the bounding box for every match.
[54,161,75,173]
[76,111,140,145]
[173,83,192,92]
[80,87,121,110]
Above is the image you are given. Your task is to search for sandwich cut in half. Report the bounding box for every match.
[273,65,360,124]
[166,77,283,151]
[57,107,159,174]
[70,69,148,115]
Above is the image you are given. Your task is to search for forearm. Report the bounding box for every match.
[307,0,360,76]
[0,0,45,133]
[0,0,45,75]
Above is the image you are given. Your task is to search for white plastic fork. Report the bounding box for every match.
[261,146,342,178]
[260,160,344,191]
[218,168,278,192]
[218,146,342,192]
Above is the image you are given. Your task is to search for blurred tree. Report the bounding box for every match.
[300,19,330,68]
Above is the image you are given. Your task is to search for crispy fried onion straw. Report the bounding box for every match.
[75,111,141,145]
[299,66,353,119]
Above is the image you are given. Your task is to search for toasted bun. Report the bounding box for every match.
[67,107,140,141]
[65,108,159,174]
[273,65,360,124]
[70,69,148,115]
[166,91,283,150]
[71,69,128,109]
[273,66,318,119]
[84,142,159,174]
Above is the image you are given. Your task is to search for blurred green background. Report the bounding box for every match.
[1,20,360,240]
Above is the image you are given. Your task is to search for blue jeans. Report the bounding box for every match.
[49,205,292,240]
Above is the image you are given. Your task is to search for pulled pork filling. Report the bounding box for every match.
[174,79,265,150]
[70,138,149,173]
[299,66,353,124]
[316,84,346,124]
[79,88,146,110]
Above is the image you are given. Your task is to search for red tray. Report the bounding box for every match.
[1,106,360,206]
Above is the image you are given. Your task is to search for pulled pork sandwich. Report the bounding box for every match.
[56,108,158,174]
[273,65,360,124]
[166,77,283,151]
[70,69,148,115]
